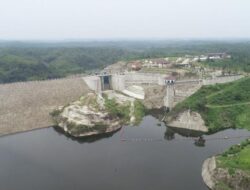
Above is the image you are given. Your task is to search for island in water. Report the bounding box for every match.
[51,91,146,137]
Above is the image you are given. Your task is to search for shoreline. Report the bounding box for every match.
[0,126,52,138]
[202,157,216,190]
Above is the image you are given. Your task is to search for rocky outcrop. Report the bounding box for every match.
[202,156,250,190]
[202,157,217,189]
[51,91,143,137]
[213,168,250,190]
[212,168,250,190]
[51,92,124,137]
[166,110,208,132]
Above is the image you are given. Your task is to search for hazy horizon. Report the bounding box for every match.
[1,0,250,40]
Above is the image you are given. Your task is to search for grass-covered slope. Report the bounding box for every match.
[214,140,250,190]
[169,77,250,133]
[218,140,250,172]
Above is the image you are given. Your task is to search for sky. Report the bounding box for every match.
[0,0,250,40]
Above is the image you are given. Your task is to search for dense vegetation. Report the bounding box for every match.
[203,50,250,73]
[169,77,250,133]
[104,98,130,123]
[1,40,250,83]
[0,47,141,83]
[104,97,146,125]
[134,100,146,124]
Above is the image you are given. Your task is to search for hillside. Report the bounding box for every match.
[1,41,250,83]
[0,47,140,83]
[169,77,250,133]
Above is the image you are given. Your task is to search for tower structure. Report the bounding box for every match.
[164,77,176,111]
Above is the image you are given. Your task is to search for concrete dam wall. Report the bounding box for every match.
[83,73,244,109]
[83,73,165,93]
[0,78,90,136]
[203,75,244,85]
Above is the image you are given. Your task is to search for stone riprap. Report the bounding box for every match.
[0,78,90,136]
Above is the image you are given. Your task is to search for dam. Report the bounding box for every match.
[0,77,90,136]
[0,72,244,136]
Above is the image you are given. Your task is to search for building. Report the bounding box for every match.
[165,76,176,84]
[155,58,171,68]
[143,58,171,68]
[130,61,142,71]
[199,55,208,62]
[207,53,231,60]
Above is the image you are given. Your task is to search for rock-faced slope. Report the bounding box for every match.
[0,78,90,136]
[51,91,146,137]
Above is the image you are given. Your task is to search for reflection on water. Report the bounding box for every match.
[147,107,166,121]
[164,126,175,140]
[0,115,250,190]
[194,137,206,147]
[53,126,121,144]
[165,126,206,147]
[166,126,205,138]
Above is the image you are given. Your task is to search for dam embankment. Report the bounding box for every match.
[0,78,90,136]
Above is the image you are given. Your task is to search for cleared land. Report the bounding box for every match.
[0,78,89,136]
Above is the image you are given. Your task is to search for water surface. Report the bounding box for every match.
[1,116,249,190]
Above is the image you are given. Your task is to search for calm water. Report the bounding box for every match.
[1,116,250,190]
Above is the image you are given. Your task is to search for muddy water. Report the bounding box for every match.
[0,116,249,190]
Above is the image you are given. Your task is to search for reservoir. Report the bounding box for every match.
[0,116,249,190]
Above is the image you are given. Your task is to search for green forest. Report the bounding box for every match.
[1,40,250,83]
[0,47,139,83]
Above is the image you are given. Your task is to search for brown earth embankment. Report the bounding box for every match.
[0,78,90,136]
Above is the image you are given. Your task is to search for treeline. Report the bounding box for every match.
[0,47,141,83]
[1,41,250,83]
[202,44,250,72]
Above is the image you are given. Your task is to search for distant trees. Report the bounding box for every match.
[0,47,139,83]
[1,41,250,83]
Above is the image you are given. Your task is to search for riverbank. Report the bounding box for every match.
[166,110,208,132]
[0,77,90,137]
[202,140,250,190]
[202,157,216,189]
[166,77,250,189]
[167,77,250,133]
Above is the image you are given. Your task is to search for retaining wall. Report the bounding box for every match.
[83,76,101,93]
[203,75,244,85]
